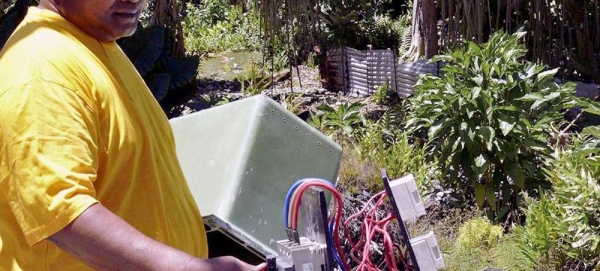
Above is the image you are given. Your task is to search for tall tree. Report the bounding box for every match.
[401,0,439,61]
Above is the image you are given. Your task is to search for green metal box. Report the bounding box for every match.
[170,95,342,252]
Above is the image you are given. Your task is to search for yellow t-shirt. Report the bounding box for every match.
[0,7,208,270]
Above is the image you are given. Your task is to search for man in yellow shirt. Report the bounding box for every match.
[0,0,265,270]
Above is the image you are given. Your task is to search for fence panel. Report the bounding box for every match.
[325,47,441,98]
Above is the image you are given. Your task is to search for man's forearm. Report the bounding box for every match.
[49,203,204,270]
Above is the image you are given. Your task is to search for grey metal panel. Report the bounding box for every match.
[325,46,443,98]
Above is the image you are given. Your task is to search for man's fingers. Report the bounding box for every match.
[254,262,268,271]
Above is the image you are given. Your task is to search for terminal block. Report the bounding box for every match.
[388,174,426,222]
[382,169,445,270]
[276,237,328,271]
[410,231,445,270]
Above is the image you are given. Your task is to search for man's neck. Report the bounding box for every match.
[37,0,60,14]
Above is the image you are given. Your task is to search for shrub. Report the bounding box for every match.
[518,129,600,268]
[404,31,577,221]
[457,216,503,251]
[320,0,410,50]
[309,101,367,148]
[182,2,261,55]
[356,117,439,193]
[324,103,440,195]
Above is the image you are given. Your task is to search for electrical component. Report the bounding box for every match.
[388,174,426,222]
[277,237,327,271]
[283,179,349,271]
[266,254,294,271]
[410,231,445,271]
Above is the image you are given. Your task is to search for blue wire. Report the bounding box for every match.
[283,178,335,227]
[328,220,347,271]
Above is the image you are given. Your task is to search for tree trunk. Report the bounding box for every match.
[400,0,423,62]
[401,0,439,61]
[423,0,439,58]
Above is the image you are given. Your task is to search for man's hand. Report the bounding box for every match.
[50,203,263,271]
[191,256,267,271]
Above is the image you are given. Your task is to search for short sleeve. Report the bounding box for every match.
[0,78,100,246]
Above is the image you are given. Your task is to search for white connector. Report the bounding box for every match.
[276,237,327,271]
[389,174,425,222]
[410,231,445,270]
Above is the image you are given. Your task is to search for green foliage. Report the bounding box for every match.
[201,93,233,107]
[359,14,410,50]
[234,62,271,97]
[278,92,304,115]
[518,130,600,268]
[405,31,577,220]
[183,2,261,55]
[326,101,439,194]
[356,112,438,192]
[409,205,531,271]
[336,149,381,195]
[457,217,503,251]
[118,24,199,101]
[371,81,391,105]
[320,0,407,50]
[309,101,366,147]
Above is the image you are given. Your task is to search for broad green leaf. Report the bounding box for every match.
[482,62,491,78]
[583,103,600,116]
[451,135,463,152]
[581,126,600,138]
[471,87,482,100]
[473,74,484,86]
[494,105,518,112]
[519,93,544,101]
[428,119,446,139]
[498,115,516,136]
[496,206,511,221]
[475,183,486,208]
[468,41,481,54]
[525,64,538,78]
[479,126,495,151]
[531,92,561,111]
[475,154,487,167]
[537,67,559,82]
[486,187,497,208]
[493,64,502,77]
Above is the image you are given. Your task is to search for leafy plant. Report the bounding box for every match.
[309,101,366,147]
[201,93,234,107]
[371,80,391,105]
[320,0,401,50]
[356,124,439,193]
[518,129,600,268]
[118,24,199,102]
[457,216,503,251]
[183,2,261,56]
[404,31,578,221]
[234,62,270,97]
[278,92,304,115]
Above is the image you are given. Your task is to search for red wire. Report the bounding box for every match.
[290,185,416,271]
[343,191,415,271]
[289,182,351,271]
